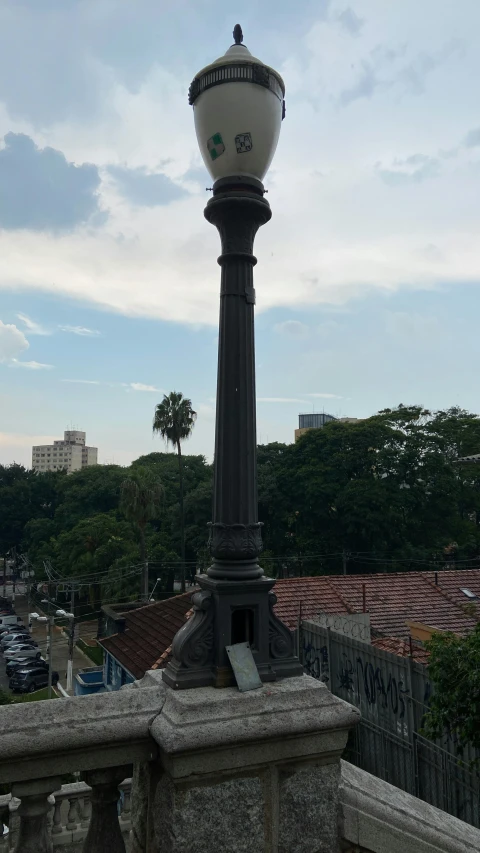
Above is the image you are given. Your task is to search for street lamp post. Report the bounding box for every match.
[163,26,302,689]
[149,578,162,602]
[35,603,74,697]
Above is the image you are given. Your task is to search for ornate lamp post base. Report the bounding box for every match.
[162,574,303,689]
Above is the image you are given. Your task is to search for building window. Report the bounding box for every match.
[298,413,336,430]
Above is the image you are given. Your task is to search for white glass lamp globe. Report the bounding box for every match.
[189,25,285,184]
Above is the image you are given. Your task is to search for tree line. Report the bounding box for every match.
[1,404,480,613]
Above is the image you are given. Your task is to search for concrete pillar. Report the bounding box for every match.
[136,673,360,853]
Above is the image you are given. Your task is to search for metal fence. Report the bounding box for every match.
[301,619,480,829]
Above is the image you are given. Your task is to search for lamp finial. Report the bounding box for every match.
[233,24,243,45]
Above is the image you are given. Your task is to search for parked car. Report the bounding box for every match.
[6,657,47,677]
[0,629,32,644]
[0,631,37,648]
[9,666,59,693]
[0,626,28,638]
[2,640,38,655]
[4,645,41,661]
[0,632,32,649]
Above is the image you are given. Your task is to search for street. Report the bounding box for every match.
[1,595,94,696]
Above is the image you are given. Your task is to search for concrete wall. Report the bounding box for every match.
[309,612,371,643]
[340,760,480,853]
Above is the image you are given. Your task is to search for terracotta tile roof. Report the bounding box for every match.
[273,577,352,629]
[422,569,480,615]
[329,571,479,638]
[99,569,480,678]
[371,636,430,665]
[99,592,193,679]
[275,571,479,637]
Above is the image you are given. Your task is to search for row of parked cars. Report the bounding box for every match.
[0,602,59,693]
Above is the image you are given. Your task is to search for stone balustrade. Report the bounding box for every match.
[0,672,479,853]
[0,680,162,853]
[2,779,131,851]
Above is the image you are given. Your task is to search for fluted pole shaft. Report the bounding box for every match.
[205,182,271,580]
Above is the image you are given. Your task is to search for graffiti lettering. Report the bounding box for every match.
[303,641,329,684]
[336,653,410,719]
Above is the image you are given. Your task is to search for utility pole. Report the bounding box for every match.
[342,549,348,576]
[47,607,54,700]
[67,585,75,693]
[44,582,57,700]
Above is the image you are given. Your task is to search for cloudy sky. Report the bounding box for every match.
[0,0,479,466]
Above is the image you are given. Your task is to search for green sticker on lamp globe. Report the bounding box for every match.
[207,132,225,160]
[235,132,253,154]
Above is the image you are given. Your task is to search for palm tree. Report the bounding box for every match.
[153,392,197,592]
[120,469,164,600]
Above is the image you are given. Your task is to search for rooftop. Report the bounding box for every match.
[99,568,480,680]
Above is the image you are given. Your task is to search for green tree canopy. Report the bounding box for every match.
[423,624,480,753]
[5,403,480,615]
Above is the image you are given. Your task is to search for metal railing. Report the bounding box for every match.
[301,618,480,829]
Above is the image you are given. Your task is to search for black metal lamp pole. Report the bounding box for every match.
[163,27,302,690]
[206,177,270,581]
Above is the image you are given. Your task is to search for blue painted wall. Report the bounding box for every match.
[103,651,135,692]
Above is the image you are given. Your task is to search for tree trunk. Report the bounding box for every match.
[139,524,148,600]
[177,442,186,593]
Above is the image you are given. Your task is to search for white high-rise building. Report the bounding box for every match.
[32,430,98,474]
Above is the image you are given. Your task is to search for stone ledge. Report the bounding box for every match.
[340,760,480,853]
[149,673,360,778]
[0,684,166,783]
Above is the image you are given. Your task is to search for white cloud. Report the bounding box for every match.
[257,397,308,404]
[61,379,101,385]
[59,325,101,336]
[274,320,310,338]
[9,359,53,370]
[306,393,343,399]
[0,432,56,448]
[129,383,162,393]
[0,321,28,362]
[16,313,50,335]
[0,2,478,327]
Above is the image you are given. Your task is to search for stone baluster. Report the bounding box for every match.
[79,791,92,829]
[0,796,9,852]
[51,798,63,835]
[118,779,131,825]
[11,777,61,853]
[81,766,131,853]
[66,796,79,831]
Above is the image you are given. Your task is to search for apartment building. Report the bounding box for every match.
[294,412,363,441]
[32,430,98,473]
